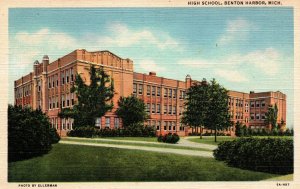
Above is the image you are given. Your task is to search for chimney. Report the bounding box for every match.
[250,91,255,94]
[42,55,49,72]
[149,71,156,76]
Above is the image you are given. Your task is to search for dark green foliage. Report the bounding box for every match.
[157,133,180,144]
[264,104,278,130]
[67,124,156,137]
[235,122,243,137]
[116,96,148,128]
[213,138,293,174]
[49,128,60,144]
[182,78,231,142]
[59,65,114,127]
[8,105,60,162]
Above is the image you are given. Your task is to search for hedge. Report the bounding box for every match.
[157,133,180,144]
[213,137,293,174]
[68,124,156,138]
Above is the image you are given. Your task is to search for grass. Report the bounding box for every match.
[264,174,293,181]
[62,137,213,152]
[96,137,157,142]
[8,143,281,182]
[188,136,235,145]
[188,136,294,146]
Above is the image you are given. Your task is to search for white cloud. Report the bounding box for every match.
[137,59,166,73]
[217,18,255,45]
[215,69,248,82]
[97,22,181,50]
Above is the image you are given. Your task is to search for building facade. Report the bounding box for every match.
[14,49,287,136]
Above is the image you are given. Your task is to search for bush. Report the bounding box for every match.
[8,105,57,162]
[67,123,156,137]
[213,137,293,174]
[157,133,180,144]
[49,128,60,144]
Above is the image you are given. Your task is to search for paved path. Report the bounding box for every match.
[65,136,217,151]
[60,140,214,158]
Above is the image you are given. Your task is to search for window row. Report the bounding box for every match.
[146,103,183,115]
[250,101,266,108]
[48,68,74,89]
[95,117,120,129]
[48,93,75,110]
[133,84,186,99]
[228,98,248,107]
[250,113,266,120]
[146,120,178,131]
[16,85,32,98]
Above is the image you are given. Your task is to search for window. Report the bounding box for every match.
[179,106,182,115]
[261,114,265,120]
[66,94,70,107]
[164,105,167,114]
[62,95,65,108]
[66,70,69,83]
[173,89,176,98]
[256,114,260,120]
[164,122,167,130]
[157,87,161,96]
[173,122,176,131]
[52,97,55,109]
[256,101,260,107]
[164,88,168,97]
[169,122,172,131]
[157,121,160,131]
[105,117,110,128]
[56,74,59,86]
[133,84,137,94]
[180,90,183,99]
[169,89,172,98]
[152,86,156,96]
[250,114,255,120]
[250,101,255,107]
[71,93,74,106]
[169,105,172,114]
[56,96,59,108]
[95,118,101,127]
[157,104,160,114]
[38,80,41,92]
[138,84,143,94]
[49,98,52,109]
[71,68,74,82]
[114,118,119,129]
[173,106,176,115]
[261,101,265,107]
[62,118,65,130]
[70,119,74,130]
[152,103,156,114]
[147,85,151,95]
[61,72,65,85]
[48,77,51,88]
[146,103,150,114]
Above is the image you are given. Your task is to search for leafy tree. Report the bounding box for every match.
[182,79,210,139]
[8,105,59,162]
[206,79,232,142]
[115,95,148,128]
[182,78,231,142]
[264,104,278,130]
[59,65,114,127]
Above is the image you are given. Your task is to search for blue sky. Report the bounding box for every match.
[8,8,294,127]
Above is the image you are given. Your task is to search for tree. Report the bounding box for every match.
[182,78,231,142]
[8,105,60,162]
[59,65,114,127]
[264,104,278,130]
[206,79,232,142]
[181,79,210,139]
[115,95,148,128]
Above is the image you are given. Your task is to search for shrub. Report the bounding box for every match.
[67,123,156,137]
[8,105,57,162]
[213,137,293,174]
[49,128,60,144]
[157,133,180,144]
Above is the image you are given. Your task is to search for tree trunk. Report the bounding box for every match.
[200,126,202,139]
[214,126,217,143]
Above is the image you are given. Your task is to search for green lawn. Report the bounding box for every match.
[188,136,294,146]
[8,143,281,182]
[96,137,157,142]
[63,137,212,152]
[188,136,235,145]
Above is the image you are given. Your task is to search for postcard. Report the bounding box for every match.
[0,0,299,189]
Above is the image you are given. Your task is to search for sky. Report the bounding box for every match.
[8,8,294,127]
